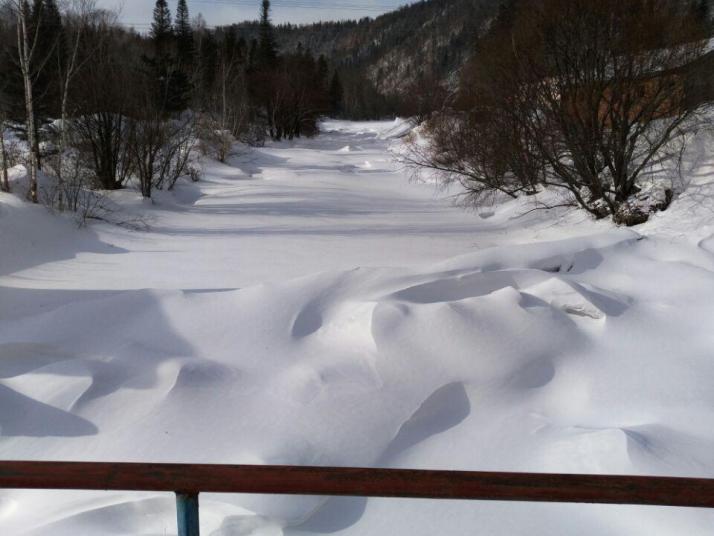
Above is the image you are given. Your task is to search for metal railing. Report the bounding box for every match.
[1,461,713,535]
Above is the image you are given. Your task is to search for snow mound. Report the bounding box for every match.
[2,227,714,534]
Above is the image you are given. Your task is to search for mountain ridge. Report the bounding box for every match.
[227,0,500,115]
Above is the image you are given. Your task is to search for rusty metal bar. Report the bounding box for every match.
[0,461,713,508]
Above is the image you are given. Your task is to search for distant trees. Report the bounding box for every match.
[0,0,405,211]
[256,0,276,67]
[145,0,190,115]
[328,71,343,116]
[338,67,399,120]
[0,0,328,208]
[246,0,329,140]
[400,70,447,125]
[174,0,193,70]
[409,0,711,224]
[195,27,251,160]
[150,0,172,54]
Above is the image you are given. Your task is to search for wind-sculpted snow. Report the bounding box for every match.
[2,120,714,534]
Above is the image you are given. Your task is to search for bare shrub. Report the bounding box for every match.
[408,0,710,224]
[127,113,197,197]
[196,115,236,163]
[41,149,111,226]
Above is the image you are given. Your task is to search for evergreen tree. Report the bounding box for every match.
[166,69,191,113]
[175,0,194,68]
[257,0,277,67]
[146,0,191,114]
[329,71,344,116]
[151,0,173,56]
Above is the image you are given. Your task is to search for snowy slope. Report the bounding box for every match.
[1,120,714,535]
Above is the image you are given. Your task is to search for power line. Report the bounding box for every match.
[189,0,400,13]
[116,0,411,30]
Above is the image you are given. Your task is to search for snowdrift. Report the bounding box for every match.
[2,229,714,534]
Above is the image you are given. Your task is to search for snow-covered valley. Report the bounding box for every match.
[2,120,714,535]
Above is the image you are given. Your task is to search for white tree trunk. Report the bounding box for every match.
[16,3,39,203]
[0,123,9,193]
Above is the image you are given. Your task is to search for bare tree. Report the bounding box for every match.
[0,110,9,192]
[127,65,196,199]
[69,12,134,191]
[11,0,40,202]
[400,70,448,126]
[517,0,707,222]
[128,113,195,198]
[198,35,250,162]
[49,0,96,210]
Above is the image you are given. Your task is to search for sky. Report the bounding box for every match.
[97,0,413,29]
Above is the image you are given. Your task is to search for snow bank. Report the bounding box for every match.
[320,118,413,140]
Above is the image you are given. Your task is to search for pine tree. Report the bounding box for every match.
[166,69,191,113]
[175,0,194,68]
[151,0,173,56]
[257,0,277,68]
[147,0,192,114]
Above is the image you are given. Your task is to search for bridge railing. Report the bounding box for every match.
[1,461,713,535]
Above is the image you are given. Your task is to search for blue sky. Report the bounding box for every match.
[97,0,413,29]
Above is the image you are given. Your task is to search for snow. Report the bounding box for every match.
[1,119,714,535]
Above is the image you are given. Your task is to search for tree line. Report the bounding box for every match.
[407,0,713,225]
[0,0,343,209]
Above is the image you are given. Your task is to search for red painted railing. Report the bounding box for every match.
[1,461,713,535]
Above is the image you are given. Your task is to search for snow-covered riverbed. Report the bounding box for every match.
[1,120,714,535]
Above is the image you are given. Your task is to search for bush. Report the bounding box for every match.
[407,0,710,224]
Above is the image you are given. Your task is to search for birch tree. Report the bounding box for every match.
[52,0,95,210]
[0,109,9,193]
[12,0,39,202]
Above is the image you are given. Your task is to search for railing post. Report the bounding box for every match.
[175,492,200,536]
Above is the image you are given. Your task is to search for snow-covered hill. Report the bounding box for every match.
[1,120,714,535]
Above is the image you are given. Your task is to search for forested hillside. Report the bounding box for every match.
[227,0,501,118]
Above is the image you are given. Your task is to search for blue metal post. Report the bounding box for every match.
[176,492,200,536]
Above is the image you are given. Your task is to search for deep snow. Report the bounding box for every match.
[1,119,714,535]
